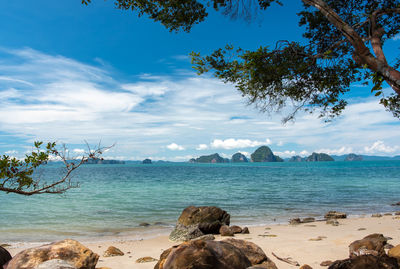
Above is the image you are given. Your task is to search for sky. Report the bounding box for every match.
[0,0,399,161]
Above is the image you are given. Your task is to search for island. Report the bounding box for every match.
[306,152,334,162]
[250,146,283,162]
[84,158,125,164]
[344,153,363,161]
[142,159,152,164]
[231,153,248,163]
[190,153,230,163]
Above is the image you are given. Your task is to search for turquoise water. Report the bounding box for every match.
[1,161,400,243]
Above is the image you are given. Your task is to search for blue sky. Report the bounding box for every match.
[0,1,399,161]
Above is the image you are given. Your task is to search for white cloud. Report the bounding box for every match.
[300,150,310,156]
[166,143,185,151]
[1,47,400,160]
[196,144,209,150]
[363,141,399,154]
[210,138,271,150]
[273,150,296,158]
[73,148,85,154]
[393,34,400,41]
[315,146,353,155]
[5,150,18,155]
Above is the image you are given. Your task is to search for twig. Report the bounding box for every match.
[271,252,300,266]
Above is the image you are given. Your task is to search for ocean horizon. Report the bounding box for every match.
[1,161,400,244]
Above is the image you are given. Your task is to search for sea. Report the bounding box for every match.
[1,161,400,244]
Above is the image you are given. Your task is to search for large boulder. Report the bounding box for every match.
[328,255,398,269]
[325,211,347,219]
[169,206,230,241]
[222,238,277,269]
[7,239,99,269]
[388,244,400,265]
[158,239,251,269]
[349,234,387,257]
[36,259,77,269]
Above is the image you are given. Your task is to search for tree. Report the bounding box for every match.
[0,141,109,195]
[82,0,400,121]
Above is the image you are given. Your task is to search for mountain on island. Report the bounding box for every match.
[142,159,152,164]
[85,158,125,164]
[288,155,305,162]
[344,153,363,161]
[251,146,283,162]
[306,152,334,162]
[231,152,248,163]
[191,153,230,163]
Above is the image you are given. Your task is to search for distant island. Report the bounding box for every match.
[142,159,152,164]
[84,158,125,164]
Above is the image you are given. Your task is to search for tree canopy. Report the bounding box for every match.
[83,0,400,121]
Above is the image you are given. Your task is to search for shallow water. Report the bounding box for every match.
[1,161,400,243]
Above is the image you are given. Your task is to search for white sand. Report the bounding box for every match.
[7,215,400,269]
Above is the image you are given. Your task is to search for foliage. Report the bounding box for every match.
[0,141,109,195]
[83,0,400,121]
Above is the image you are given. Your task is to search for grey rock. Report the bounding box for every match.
[36,260,77,269]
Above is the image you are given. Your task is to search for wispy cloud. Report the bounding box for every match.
[210,138,271,150]
[1,47,400,159]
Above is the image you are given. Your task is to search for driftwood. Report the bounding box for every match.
[271,252,300,266]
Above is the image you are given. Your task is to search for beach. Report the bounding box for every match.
[6,214,400,268]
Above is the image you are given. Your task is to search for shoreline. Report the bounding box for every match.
[5,214,400,268]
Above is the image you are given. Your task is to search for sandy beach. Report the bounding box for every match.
[6,214,400,268]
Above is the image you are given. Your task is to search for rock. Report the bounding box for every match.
[219,225,233,236]
[222,238,276,268]
[300,265,313,269]
[391,202,400,206]
[103,246,124,257]
[7,239,99,269]
[371,213,382,218]
[169,206,230,241]
[328,255,398,269]
[230,225,243,234]
[302,217,315,223]
[385,213,393,216]
[241,227,250,234]
[349,233,387,258]
[395,212,400,215]
[326,219,339,226]
[154,246,178,269]
[191,234,215,241]
[388,244,400,264]
[36,259,77,269]
[325,211,347,219]
[357,228,366,231]
[386,244,395,250]
[320,260,333,266]
[139,222,151,227]
[289,218,301,225]
[135,256,158,263]
[220,225,234,236]
[160,239,252,269]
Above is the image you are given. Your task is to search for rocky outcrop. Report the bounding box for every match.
[155,239,277,269]
[192,154,230,163]
[232,153,249,163]
[251,146,283,162]
[389,244,400,265]
[349,234,387,257]
[103,246,124,257]
[142,158,152,164]
[325,211,347,219]
[345,154,363,161]
[288,155,304,162]
[7,239,99,269]
[328,255,398,269]
[306,153,334,162]
[36,260,77,269]
[169,206,230,241]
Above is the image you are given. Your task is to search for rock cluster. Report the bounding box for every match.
[169,206,248,241]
